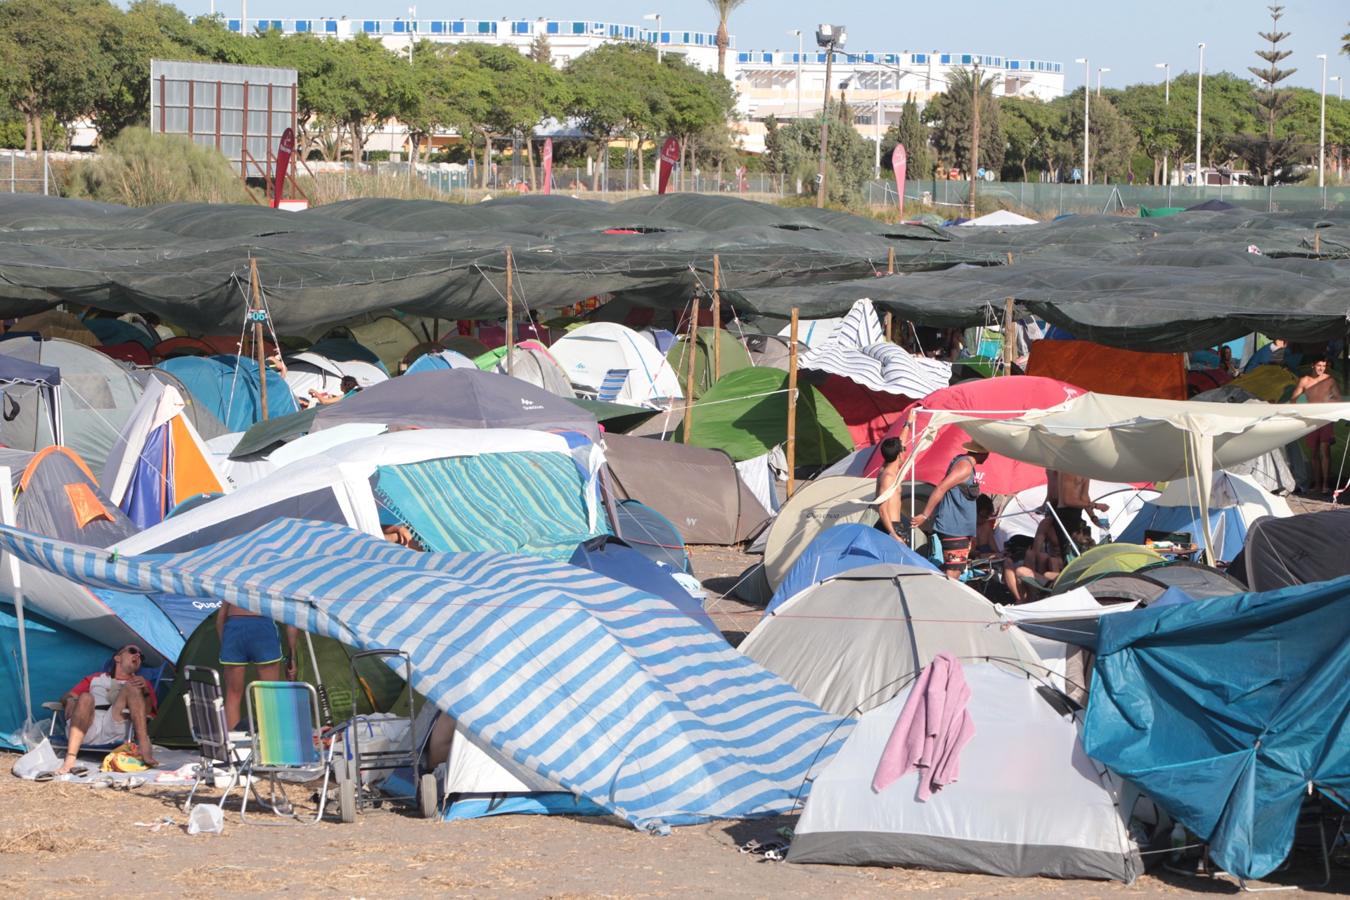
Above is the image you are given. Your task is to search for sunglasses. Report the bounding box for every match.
[120,647,142,657]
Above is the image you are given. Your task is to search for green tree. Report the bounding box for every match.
[924,67,1003,178]
[881,93,933,182]
[707,0,747,77]
[0,0,112,151]
[658,54,736,189]
[322,35,415,164]
[1230,5,1304,183]
[528,32,552,65]
[456,43,570,187]
[762,104,872,206]
[998,97,1060,181]
[401,44,492,168]
[567,43,667,188]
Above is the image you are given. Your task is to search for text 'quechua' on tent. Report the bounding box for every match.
[0,518,855,832]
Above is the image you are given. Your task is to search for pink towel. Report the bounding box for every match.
[871,652,976,800]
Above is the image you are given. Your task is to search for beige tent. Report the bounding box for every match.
[917,393,1350,563]
[604,434,769,545]
[740,563,1041,716]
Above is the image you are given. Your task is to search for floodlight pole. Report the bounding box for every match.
[790,30,803,118]
[645,13,663,63]
[1195,43,1205,191]
[1075,58,1089,185]
[1156,63,1170,186]
[815,44,837,208]
[1317,54,1327,189]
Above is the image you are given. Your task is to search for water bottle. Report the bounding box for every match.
[1169,822,1186,862]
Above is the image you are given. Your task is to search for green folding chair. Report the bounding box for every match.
[240,681,335,825]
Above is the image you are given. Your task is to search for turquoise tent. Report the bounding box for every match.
[158,356,297,431]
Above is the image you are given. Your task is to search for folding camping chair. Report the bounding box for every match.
[180,665,249,812]
[595,368,630,403]
[239,680,335,825]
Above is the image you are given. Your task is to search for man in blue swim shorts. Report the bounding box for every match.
[217,602,299,730]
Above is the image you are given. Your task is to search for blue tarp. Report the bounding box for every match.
[159,356,297,431]
[765,524,937,617]
[1083,578,1350,880]
[569,536,719,637]
[0,518,852,831]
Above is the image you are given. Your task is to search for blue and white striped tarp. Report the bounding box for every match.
[800,298,952,397]
[0,518,851,831]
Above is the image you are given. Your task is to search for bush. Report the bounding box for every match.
[64,128,253,205]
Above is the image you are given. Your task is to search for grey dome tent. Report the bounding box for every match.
[1228,508,1350,592]
[0,354,62,448]
[1082,561,1245,605]
[738,563,1040,716]
[788,663,1143,882]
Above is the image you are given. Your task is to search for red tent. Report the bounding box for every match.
[863,376,1084,495]
[816,374,914,449]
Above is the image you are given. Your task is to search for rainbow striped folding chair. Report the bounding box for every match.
[240,681,334,825]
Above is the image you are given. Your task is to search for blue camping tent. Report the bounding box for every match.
[0,518,851,831]
[1117,472,1289,564]
[158,356,297,431]
[1083,578,1350,881]
[405,349,477,375]
[766,524,937,617]
[0,603,111,749]
[569,536,719,637]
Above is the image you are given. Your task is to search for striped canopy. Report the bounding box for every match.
[0,518,850,831]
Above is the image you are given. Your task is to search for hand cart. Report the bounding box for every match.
[330,649,437,823]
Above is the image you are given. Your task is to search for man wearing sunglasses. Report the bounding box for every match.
[54,644,158,774]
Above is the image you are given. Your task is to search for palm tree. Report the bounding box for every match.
[708,0,748,77]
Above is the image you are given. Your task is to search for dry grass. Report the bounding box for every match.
[298,170,449,206]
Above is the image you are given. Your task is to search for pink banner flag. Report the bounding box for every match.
[891,143,907,215]
[736,165,748,193]
[541,137,553,195]
[658,137,680,195]
[272,127,294,209]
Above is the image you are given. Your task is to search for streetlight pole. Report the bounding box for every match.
[1317,54,1327,189]
[968,64,982,215]
[1195,42,1205,190]
[814,24,846,209]
[1156,62,1170,186]
[407,6,415,64]
[1074,57,1089,185]
[875,71,884,179]
[1096,66,1110,97]
[789,30,802,118]
[644,13,662,63]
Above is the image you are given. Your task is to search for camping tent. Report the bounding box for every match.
[665,328,753,399]
[309,369,601,444]
[158,356,297,431]
[405,349,477,374]
[280,351,388,405]
[1,603,112,749]
[0,517,854,832]
[0,354,63,448]
[778,317,841,349]
[114,429,609,561]
[743,332,798,370]
[676,367,852,467]
[956,209,1039,227]
[765,523,936,616]
[614,500,690,573]
[568,536,716,636]
[1228,508,1350,591]
[994,482,1157,549]
[1027,340,1187,400]
[1053,544,1167,595]
[0,336,144,473]
[1117,471,1290,562]
[863,376,1085,495]
[101,378,228,529]
[133,369,229,441]
[789,663,1142,882]
[739,563,1040,716]
[1079,561,1245,605]
[345,316,425,371]
[549,322,683,405]
[1083,578,1350,881]
[475,340,577,398]
[604,434,769,545]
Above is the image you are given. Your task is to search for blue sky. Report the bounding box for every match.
[184,0,1348,92]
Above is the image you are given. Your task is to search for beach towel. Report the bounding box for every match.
[871,652,975,800]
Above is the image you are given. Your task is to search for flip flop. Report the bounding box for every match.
[33,771,57,782]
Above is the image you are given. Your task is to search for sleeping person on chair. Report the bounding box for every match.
[55,644,158,774]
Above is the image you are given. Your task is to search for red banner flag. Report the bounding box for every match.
[658,137,680,195]
[891,143,907,215]
[272,127,294,209]
[736,165,748,193]
[541,137,553,195]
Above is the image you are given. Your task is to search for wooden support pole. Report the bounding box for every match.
[1002,296,1016,376]
[786,308,800,499]
[711,254,722,381]
[505,246,514,376]
[887,246,895,275]
[1314,231,1321,255]
[682,296,699,441]
[1006,251,1014,266]
[249,258,269,420]
[884,312,893,343]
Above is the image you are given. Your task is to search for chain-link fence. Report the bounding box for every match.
[1,151,55,195]
[863,178,1350,215]
[382,161,791,201]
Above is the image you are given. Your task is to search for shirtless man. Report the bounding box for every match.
[1293,357,1343,494]
[873,437,907,542]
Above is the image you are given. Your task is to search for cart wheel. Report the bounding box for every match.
[338,778,357,824]
[418,773,439,820]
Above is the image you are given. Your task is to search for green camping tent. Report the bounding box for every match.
[666,328,754,399]
[675,367,852,467]
[151,612,407,747]
[1053,543,1168,594]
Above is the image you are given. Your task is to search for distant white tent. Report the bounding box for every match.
[789,663,1143,881]
[548,322,682,405]
[958,210,1038,227]
[282,351,388,406]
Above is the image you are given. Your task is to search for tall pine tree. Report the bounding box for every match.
[1232,5,1304,183]
[882,93,933,180]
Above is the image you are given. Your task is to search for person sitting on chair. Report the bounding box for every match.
[54,644,158,773]
[1012,508,1092,599]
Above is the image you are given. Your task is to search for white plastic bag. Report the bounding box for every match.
[12,738,60,780]
[186,803,224,835]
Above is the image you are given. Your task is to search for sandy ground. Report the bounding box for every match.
[3,533,1345,897]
